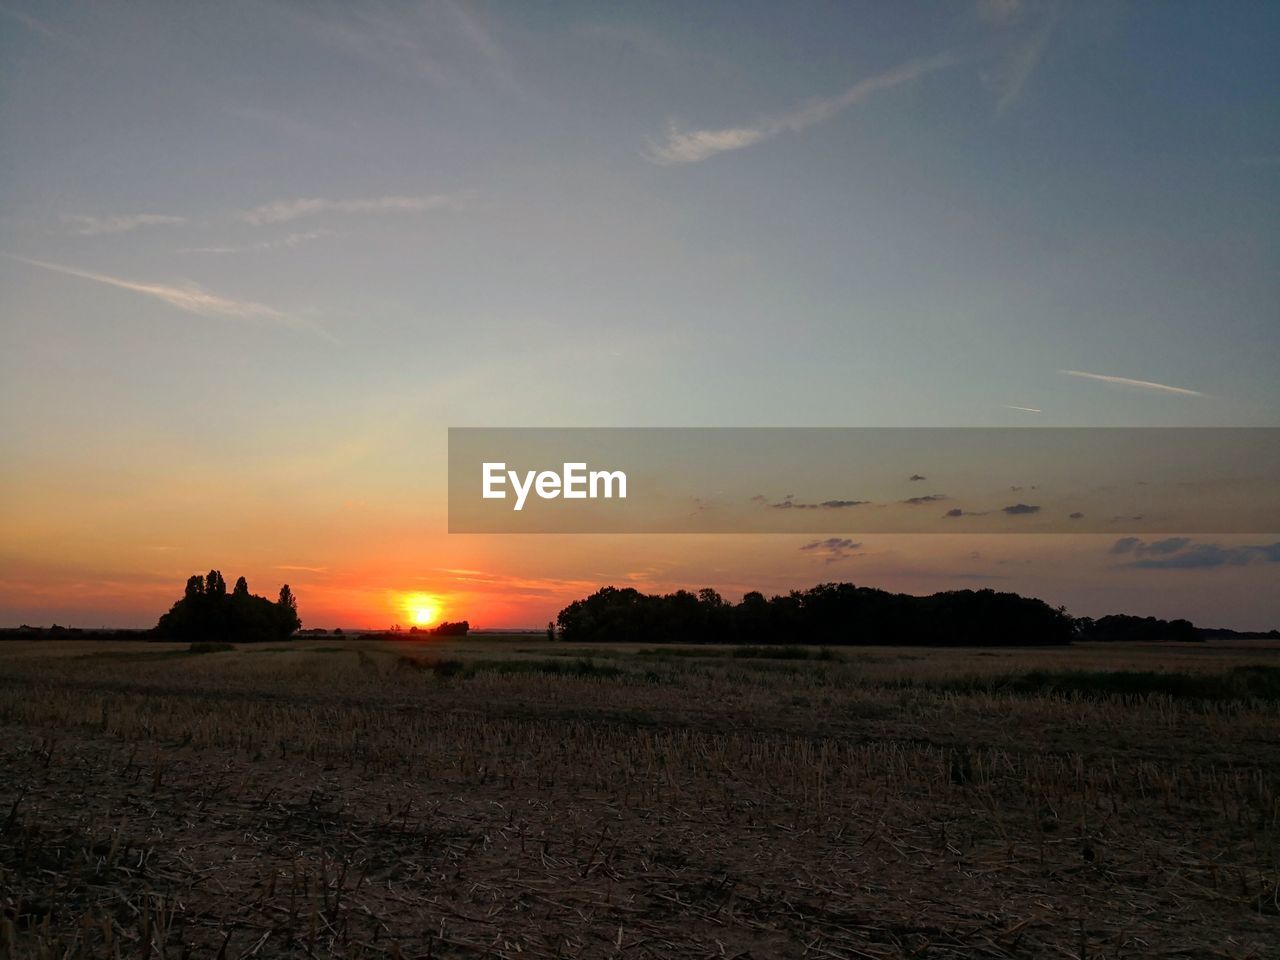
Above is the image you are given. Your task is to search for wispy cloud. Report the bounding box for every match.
[441,0,521,96]
[1059,369,1204,397]
[236,192,473,226]
[1005,404,1042,413]
[903,494,948,505]
[647,53,955,165]
[296,7,458,87]
[290,2,520,96]
[989,14,1055,114]
[6,255,336,342]
[800,537,863,564]
[62,213,187,236]
[178,230,335,255]
[1111,537,1280,570]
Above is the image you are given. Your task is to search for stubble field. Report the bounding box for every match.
[1,637,1277,959]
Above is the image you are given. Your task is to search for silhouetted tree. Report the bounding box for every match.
[430,620,469,636]
[276,585,302,635]
[155,571,301,642]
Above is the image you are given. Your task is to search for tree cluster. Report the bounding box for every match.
[555,583,1075,646]
[408,620,470,636]
[1073,614,1200,643]
[154,571,302,643]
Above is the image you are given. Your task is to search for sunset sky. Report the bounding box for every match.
[2,1,1277,630]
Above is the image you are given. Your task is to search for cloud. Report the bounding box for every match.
[293,1,521,96]
[987,12,1055,114]
[647,52,955,165]
[441,0,521,96]
[6,255,336,342]
[800,537,863,564]
[903,494,948,505]
[909,474,927,481]
[1002,503,1041,515]
[62,213,186,236]
[1068,512,1084,520]
[1004,404,1042,413]
[1114,537,1197,558]
[767,495,867,510]
[294,7,461,88]
[1111,538,1280,570]
[1141,537,1191,556]
[1059,369,1204,397]
[944,507,990,518]
[178,230,336,255]
[1110,537,1141,555]
[236,192,473,226]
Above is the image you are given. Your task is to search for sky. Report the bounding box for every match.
[1,0,1277,630]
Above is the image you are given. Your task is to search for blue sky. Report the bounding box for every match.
[1,1,1277,627]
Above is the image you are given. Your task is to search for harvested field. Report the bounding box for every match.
[1,638,1278,958]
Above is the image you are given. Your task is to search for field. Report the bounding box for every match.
[1,638,1278,959]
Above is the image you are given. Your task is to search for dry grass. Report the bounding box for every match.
[1,637,1277,958]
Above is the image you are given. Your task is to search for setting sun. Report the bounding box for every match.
[401,592,440,627]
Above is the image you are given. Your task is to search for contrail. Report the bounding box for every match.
[1059,369,1203,397]
[6,254,338,343]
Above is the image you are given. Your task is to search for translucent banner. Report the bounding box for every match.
[448,428,1279,534]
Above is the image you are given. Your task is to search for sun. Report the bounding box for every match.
[400,592,439,627]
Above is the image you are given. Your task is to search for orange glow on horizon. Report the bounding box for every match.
[400,592,441,627]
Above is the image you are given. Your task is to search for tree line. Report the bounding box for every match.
[551,583,1218,646]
